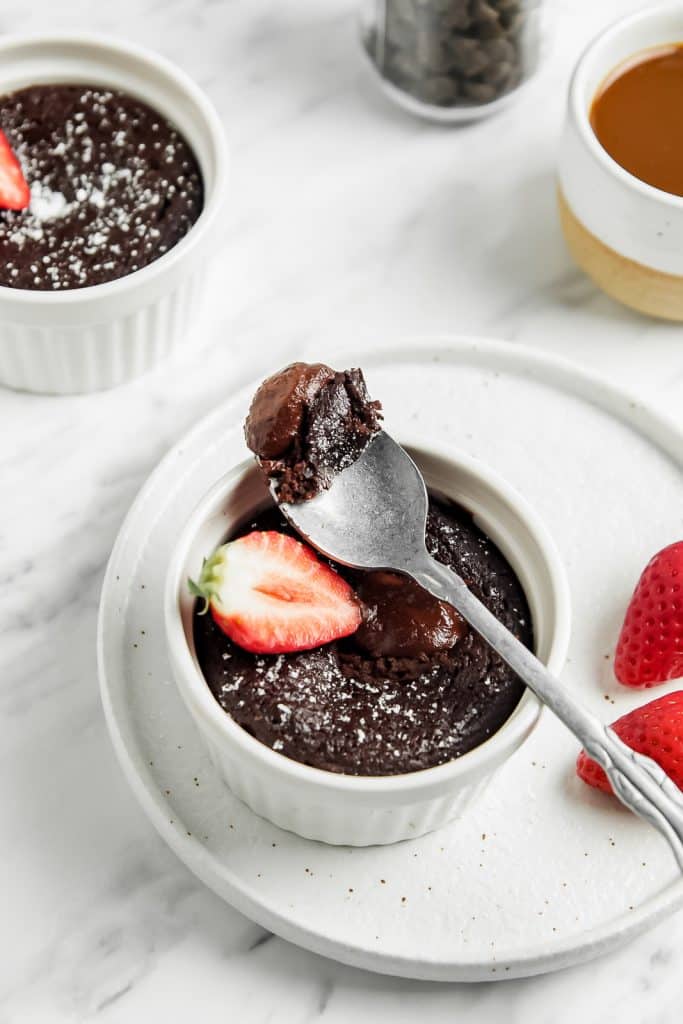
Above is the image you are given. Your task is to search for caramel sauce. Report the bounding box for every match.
[590,44,683,196]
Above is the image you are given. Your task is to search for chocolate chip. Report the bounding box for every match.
[476,19,505,41]
[470,0,501,26]
[441,2,471,30]
[480,36,516,64]
[487,59,513,86]
[449,37,490,77]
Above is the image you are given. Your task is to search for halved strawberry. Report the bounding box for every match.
[0,129,29,211]
[614,541,683,688]
[189,530,361,654]
[577,691,683,794]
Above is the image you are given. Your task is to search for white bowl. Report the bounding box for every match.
[558,4,683,319]
[0,33,228,393]
[164,440,571,846]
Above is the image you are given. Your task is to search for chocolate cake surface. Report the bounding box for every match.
[0,84,203,290]
[245,362,382,502]
[194,497,532,776]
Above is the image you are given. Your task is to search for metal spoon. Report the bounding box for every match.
[275,430,683,869]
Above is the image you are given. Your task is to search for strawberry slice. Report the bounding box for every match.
[189,530,361,654]
[614,541,683,688]
[0,129,29,211]
[577,691,683,794]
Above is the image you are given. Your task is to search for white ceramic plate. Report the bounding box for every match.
[98,338,683,982]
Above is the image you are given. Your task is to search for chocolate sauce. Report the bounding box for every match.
[355,571,466,658]
[245,362,335,459]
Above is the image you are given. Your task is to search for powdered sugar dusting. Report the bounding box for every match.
[29,180,73,221]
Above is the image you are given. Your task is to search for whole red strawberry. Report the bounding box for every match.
[614,541,683,688]
[577,691,683,794]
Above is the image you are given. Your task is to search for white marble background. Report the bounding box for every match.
[2,0,683,1020]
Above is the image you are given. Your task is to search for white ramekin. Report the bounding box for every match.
[165,440,571,847]
[0,34,228,394]
[558,5,683,319]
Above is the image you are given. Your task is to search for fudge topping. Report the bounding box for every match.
[245,362,335,459]
[0,84,203,290]
[355,571,466,658]
[194,499,532,776]
[245,362,382,502]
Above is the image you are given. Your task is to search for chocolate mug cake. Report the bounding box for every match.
[0,83,203,290]
[191,363,533,776]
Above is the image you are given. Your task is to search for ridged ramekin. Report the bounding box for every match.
[0,34,228,393]
[558,4,683,320]
[165,439,571,846]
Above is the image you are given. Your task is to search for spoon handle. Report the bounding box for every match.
[410,554,683,870]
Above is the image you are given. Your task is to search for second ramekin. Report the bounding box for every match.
[0,33,228,394]
[558,4,683,320]
[165,439,571,847]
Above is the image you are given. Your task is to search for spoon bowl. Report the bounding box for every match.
[274,432,429,571]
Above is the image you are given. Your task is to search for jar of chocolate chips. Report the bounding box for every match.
[360,0,544,120]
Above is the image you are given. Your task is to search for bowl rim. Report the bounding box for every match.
[0,31,229,305]
[164,435,572,797]
[570,3,683,210]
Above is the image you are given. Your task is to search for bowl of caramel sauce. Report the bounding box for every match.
[559,4,683,320]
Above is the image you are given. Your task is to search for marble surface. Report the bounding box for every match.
[2,0,682,1020]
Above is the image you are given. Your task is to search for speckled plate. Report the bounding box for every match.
[97,338,683,982]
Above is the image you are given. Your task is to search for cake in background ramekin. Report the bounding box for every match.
[0,33,228,393]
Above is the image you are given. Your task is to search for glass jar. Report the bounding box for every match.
[360,0,544,122]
